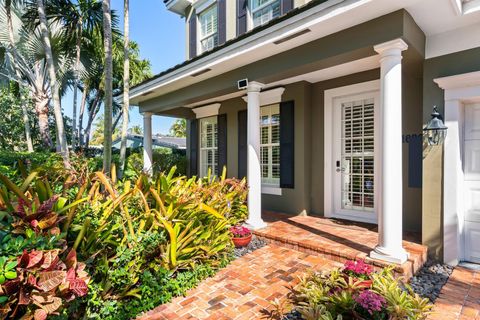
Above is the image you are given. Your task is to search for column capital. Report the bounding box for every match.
[141,111,153,118]
[374,38,408,55]
[247,81,264,93]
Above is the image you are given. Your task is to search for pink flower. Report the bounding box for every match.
[355,290,386,315]
[343,260,374,277]
[230,226,252,238]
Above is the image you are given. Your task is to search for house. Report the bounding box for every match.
[129,0,480,266]
[111,133,186,151]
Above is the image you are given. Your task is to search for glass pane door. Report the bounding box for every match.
[341,98,375,212]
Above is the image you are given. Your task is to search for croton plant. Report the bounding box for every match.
[0,248,90,320]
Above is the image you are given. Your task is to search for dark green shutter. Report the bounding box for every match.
[189,11,197,59]
[217,114,227,175]
[281,0,294,15]
[218,0,227,45]
[238,110,247,179]
[189,119,198,177]
[280,101,294,188]
[237,0,247,36]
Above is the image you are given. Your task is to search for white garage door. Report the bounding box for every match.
[464,103,480,263]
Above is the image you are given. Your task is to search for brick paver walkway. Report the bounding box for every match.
[138,244,342,320]
[428,267,480,320]
[257,212,427,278]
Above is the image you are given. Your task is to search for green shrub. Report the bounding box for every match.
[0,160,247,319]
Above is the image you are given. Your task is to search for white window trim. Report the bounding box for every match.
[324,80,380,224]
[260,104,281,188]
[249,0,282,28]
[435,70,480,266]
[199,116,218,177]
[262,186,282,195]
[192,103,221,118]
[197,1,218,54]
[193,0,216,13]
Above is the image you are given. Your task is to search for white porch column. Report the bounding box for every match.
[370,39,409,264]
[142,112,153,175]
[246,81,267,229]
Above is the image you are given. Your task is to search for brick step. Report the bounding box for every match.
[254,229,428,280]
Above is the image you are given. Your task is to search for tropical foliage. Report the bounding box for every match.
[281,260,433,320]
[0,156,248,319]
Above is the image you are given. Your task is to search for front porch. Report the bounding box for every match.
[256,212,428,279]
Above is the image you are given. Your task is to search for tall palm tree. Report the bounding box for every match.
[4,0,34,152]
[36,0,69,164]
[118,0,129,178]
[43,0,103,149]
[0,1,70,149]
[102,0,112,174]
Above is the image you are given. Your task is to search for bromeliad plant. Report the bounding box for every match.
[285,260,432,320]
[230,226,252,238]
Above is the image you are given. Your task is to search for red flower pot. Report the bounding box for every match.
[232,234,252,248]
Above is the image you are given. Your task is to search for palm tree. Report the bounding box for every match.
[43,0,103,149]
[169,119,187,137]
[36,0,69,164]
[102,0,112,174]
[118,0,129,178]
[4,0,34,152]
[0,1,70,149]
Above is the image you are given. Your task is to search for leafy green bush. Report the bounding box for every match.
[0,160,247,319]
[284,260,432,320]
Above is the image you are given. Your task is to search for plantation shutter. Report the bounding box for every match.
[237,0,248,36]
[238,110,247,178]
[218,0,227,45]
[189,11,197,59]
[217,114,228,175]
[280,101,294,188]
[189,119,199,176]
[281,0,294,15]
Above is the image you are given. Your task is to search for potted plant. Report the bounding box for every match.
[230,225,252,248]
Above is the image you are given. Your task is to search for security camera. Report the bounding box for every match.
[237,79,248,90]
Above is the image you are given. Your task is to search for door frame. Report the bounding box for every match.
[435,71,480,265]
[324,80,380,224]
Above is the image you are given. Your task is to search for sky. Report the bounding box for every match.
[61,0,186,135]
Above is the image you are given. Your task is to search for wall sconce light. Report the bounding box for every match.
[423,106,448,146]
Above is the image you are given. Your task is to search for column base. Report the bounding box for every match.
[370,246,409,264]
[245,218,267,230]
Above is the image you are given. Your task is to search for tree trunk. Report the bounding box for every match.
[36,0,70,166]
[34,93,53,149]
[84,92,101,149]
[6,0,34,152]
[112,111,122,132]
[118,0,130,179]
[78,85,88,147]
[72,21,82,150]
[102,0,113,175]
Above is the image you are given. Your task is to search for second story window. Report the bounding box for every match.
[251,0,281,27]
[199,4,218,53]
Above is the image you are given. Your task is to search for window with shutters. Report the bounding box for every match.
[199,116,218,177]
[260,105,280,186]
[250,0,281,27]
[199,4,218,53]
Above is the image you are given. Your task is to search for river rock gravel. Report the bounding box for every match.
[233,235,267,258]
[409,260,453,302]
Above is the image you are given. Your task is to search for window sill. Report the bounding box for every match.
[261,186,282,195]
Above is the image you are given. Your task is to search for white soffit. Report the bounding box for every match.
[426,22,480,59]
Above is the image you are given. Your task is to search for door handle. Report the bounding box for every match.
[336,168,345,173]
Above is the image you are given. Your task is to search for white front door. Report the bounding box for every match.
[332,92,379,223]
[464,103,480,263]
